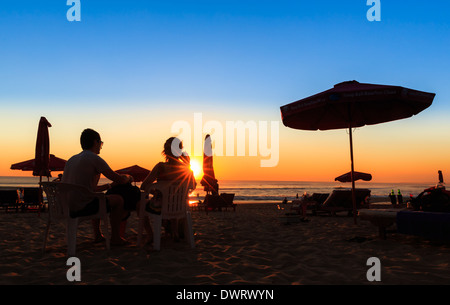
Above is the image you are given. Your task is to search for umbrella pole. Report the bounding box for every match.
[38,175,42,217]
[348,125,357,225]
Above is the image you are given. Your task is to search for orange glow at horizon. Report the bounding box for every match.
[1,111,449,184]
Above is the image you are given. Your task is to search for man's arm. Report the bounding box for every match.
[94,154,132,189]
[103,167,132,186]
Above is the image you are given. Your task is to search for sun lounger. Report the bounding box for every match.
[204,193,236,214]
[21,187,43,212]
[314,188,371,216]
[0,190,20,213]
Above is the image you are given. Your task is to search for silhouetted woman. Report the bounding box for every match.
[140,137,196,242]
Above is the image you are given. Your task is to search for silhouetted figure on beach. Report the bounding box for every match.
[62,128,137,246]
[52,173,62,182]
[141,137,196,241]
[397,189,403,205]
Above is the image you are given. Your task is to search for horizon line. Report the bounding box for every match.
[0,175,437,185]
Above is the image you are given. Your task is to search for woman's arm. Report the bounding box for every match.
[140,163,162,191]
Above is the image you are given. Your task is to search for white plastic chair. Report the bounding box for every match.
[137,181,195,250]
[40,182,110,256]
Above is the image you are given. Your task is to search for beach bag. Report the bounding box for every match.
[412,187,450,213]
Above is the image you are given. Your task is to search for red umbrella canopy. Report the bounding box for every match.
[11,154,67,174]
[335,171,372,183]
[33,117,52,177]
[280,80,435,130]
[116,165,150,182]
[200,134,219,194]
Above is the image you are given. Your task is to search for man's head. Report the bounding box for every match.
[80,128,103,154]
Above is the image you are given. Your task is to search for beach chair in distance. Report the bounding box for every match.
[137,181,195,251]
[204,193,236,214]
[315,189,371,216]
[21,187,42,212]
[0,190,20,213]
[220,193,236,211]
[40,182,110,257]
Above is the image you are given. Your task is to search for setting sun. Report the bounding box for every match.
[190,159,203,179]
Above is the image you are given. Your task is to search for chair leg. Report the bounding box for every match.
[102,216,110,250]
[42,220,51,254]
[152,216,162,251]
[185,211,195,249]
[137,215,146,247]
[66,218,78,257]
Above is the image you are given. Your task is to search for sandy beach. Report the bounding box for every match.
[1,202,450,285]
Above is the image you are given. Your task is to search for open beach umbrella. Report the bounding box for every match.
[11,154,66,173]
[200,134,219,195]
[280,80,435,223]
[335,171,372,183]
[116,165,150,183]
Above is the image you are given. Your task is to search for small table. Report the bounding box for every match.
[359,209,405,239]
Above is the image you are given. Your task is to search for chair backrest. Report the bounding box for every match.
[323,188,371,208]
[41,182,67,219]
[153,181,190,219]
[0,190,19,204]
[220,193,235,205]
[311,193,330,205]
[23,187,41,204]
[41,182,96,220]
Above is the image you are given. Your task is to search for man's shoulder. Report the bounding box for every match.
[67,150,106,164]
[66,151,82,162]
[80,150,104,160]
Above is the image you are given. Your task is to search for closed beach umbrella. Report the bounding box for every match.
[33,117,52,178]
[10,117,64,214]
[200,134,219,195]
[116,165,150,183]
[10,117,65,176]
[280,80,435,223]
[335,171,372,183]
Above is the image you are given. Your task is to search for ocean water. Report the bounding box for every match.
[0,176,437,202]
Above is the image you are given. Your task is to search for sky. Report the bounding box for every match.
[0,1,449,183]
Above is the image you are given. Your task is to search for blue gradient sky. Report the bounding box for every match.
[1,1,449,182]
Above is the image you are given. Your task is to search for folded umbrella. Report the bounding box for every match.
[33,117,52,177]
[200,134,219,195]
